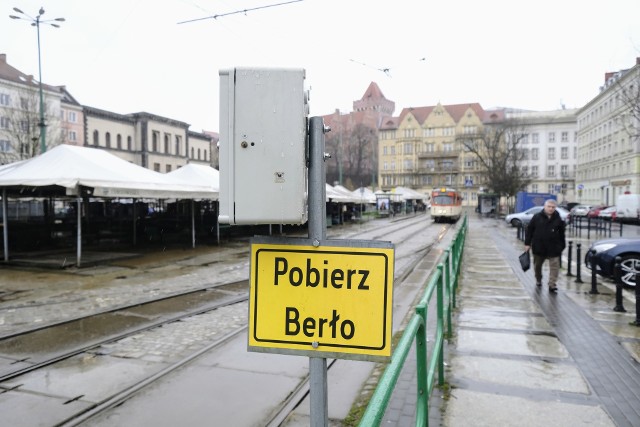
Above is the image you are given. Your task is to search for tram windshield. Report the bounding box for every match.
[433,195,454,205]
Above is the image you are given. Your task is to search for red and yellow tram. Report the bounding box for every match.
[430,188,462,223]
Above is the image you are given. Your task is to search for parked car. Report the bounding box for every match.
[505,206,569,227]
[598,206,618,221]
[585,238,640,287]
[558,202,579,212]
[570,205,592,217]
[615,194,640,224]
[587,205,608,218]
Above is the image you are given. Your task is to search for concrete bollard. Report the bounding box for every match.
[613,256,626,312]
[589,249,599,294]
[575,243,583,283]
[566,241,573,276]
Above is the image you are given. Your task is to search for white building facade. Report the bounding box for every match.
[507,109,579,203]
[576,58,640,205]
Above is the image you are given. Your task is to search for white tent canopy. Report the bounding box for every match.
[0,145,218,199]
[353,187,377,204]
[168,163,220,199]
[1,145,219,266]
[391,186,429,201]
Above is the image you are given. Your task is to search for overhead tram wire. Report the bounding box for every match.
[176,0,304,24]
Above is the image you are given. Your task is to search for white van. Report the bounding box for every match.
[615,193,640,224]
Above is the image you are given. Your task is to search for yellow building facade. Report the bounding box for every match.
[378,102,487,206]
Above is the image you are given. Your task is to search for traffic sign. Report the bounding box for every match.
[248,237,394,361]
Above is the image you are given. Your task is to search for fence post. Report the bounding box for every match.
[415,303,428,424]
[589,249,599,294]
[575,243,583,283]
[566,241,573,276]
[613,256,626,312]
[444,250,452,339]
[437,264,445,386]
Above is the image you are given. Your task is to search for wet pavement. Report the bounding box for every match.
[436,214,640,427]
[1,213,639,426]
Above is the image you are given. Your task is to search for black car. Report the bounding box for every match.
[585,238,640,287]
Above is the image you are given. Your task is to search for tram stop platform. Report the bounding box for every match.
[424,214,640,427]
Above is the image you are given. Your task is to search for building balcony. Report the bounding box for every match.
[417,149,461,159]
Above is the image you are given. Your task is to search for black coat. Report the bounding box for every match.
[524,210,566,257]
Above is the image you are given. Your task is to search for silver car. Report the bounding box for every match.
[571,205,592,217]
[505,206,570,227]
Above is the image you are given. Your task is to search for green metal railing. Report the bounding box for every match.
[359,214,467,426]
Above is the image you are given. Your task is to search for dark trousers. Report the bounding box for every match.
[533,254,560,287]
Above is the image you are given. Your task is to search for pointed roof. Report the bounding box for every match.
[360,81,387,100]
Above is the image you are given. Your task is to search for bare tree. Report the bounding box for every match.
[457,120,531,199]
[615,64,640,143]
[0,87,62,164]
[325,122,377,189]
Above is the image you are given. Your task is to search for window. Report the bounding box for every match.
[424,128,435,137]
[117,134,122,149]
[127,136,132,151]
[561,165,568,177]
[69,130,77,142]
[152,131,159,152]
[532,184,538,192]
[68,111,77,123]
[561,131,568,142]
[197,148,201,160]
[0,93,9,106]
[548,147,555,160]
[175,136,181,155]
[548,184,555,193]
[531,166,538,177]
[164,133,170,153]
[403,159,413,170]
[390,146,396,155]
[531,148,539,160]
[105,132,111,148]
[204,149,208,161]
[383,146,388,155]
[532,133,539,143]
[561,147,568,159]
[153,163,161,172]
[443,143,453,152]
[0,139,11,152]
[93,130,99,146]
[548,132,555,143]
[404,129,415,138]
[191,147,194,158]
[404,142,413,154]
[20,97,29,109]
[166,164,172,172]
[547,165,555,177]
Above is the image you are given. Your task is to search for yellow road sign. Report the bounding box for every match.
[248,239,394,360]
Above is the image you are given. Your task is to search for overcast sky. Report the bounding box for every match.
[4,0,640,132]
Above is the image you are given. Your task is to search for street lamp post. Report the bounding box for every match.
[9,7,64,155]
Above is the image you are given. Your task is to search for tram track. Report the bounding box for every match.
[0,213,456,427]
[0,280,249,382]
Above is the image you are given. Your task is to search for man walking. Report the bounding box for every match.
[524,199,566,293]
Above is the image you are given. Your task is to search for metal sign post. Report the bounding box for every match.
[308,116,329,426]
